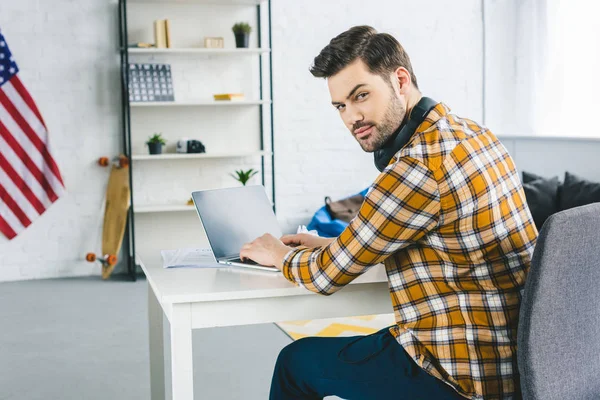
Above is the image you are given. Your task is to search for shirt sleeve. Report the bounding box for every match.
[281,156,440,295]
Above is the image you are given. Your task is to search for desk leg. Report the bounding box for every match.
[170,303,194,400]
[148,283,166,400]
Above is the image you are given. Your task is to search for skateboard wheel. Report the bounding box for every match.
[98,157,110,167]
[85,253,96,262]
[106,255,118,266]
[118,156,129,168]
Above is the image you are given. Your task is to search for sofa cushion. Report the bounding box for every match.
[559,172,600,210]
[522,173,561,230]
[522,171,547,184]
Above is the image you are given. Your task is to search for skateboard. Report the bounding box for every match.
[86,155,131,279]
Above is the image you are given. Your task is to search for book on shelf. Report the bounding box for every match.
[213,93,245,101]
[153,19,171,48]
[165,19,172,48]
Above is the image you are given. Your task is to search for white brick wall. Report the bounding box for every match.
[0,0,121,281]
[4,0,596,282]
[0,0,485,281]
[271,0,485,232]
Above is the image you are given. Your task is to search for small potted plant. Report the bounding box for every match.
[230,168,258,186]
[232,22,252,48]
[146,133,166,155]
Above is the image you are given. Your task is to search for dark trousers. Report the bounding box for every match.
[270,326,465,400]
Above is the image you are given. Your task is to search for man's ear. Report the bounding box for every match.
[394,67,411,94]
[388,71,401,97]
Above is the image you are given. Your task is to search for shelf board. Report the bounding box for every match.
[131,150,270,161]
[130,100,270,107]
[128,47,270,55]
[127,0,265,4]
[135,199,274,214]
[134,204,196,214]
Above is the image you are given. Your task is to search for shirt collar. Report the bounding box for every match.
[416,102,451,133]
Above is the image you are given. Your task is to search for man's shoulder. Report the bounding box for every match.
[399,109,489,172]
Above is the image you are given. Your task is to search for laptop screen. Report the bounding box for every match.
[191,185,282,259]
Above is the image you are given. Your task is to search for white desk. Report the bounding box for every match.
[139,254,392,400]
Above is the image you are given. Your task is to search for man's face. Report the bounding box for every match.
[328,59,406,152]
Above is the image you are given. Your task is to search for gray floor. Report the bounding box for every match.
[0,276,293,400]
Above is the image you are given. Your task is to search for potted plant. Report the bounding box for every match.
[146,133,166,155]
[230,168,258,186]
[232,22,252,48]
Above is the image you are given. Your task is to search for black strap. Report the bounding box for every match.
[373,96,438,172]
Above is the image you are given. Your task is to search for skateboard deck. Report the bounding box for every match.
[86,156,131,279]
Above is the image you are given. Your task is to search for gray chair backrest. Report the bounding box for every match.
[518,203,600,400]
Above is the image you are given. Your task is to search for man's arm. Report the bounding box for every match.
[282,156,440,295]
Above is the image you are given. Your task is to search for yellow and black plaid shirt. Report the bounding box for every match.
[282,103,538,399]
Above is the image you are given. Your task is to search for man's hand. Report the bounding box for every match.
[240,233,293,271]
[281,233,336,249]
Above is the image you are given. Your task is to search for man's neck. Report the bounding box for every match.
[401,90,423,126]
[374,89,426,172]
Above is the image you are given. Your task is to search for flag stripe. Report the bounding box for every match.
[0,155,40,221]
[0,103,59,202]
[0,98,46,171]
[0,214,18,240]
[0,120,57,205]
[2,81,64,187]
[0,151,46,215]
[0,89,61,194]
[0,87,64,194]
[10,76,46,130]
[0,183,31,227]
[0,184,26,235]
[0,131,52,209]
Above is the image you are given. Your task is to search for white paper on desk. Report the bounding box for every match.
[161,248,222,268]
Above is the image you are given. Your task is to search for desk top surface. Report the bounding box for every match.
[139,252,388,304]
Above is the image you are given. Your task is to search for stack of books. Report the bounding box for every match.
[154,19,172,48]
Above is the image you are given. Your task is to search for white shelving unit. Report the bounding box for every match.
[131,150,270,161]
[134,204,196,213]
[118,0,275,278]
[127,0,262,4]
[129,100,271,107]
[128,47,270,54]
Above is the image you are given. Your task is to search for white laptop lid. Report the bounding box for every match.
[191,185,281,260]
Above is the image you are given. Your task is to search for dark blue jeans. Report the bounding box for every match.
[270,326,464,400]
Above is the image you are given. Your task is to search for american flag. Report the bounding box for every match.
[0,30,65,240]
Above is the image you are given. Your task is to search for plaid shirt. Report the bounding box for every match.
[282,103,538,399]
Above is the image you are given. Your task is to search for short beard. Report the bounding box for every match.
[359,91,405,152]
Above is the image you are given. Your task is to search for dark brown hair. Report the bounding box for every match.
[310,25,419,89]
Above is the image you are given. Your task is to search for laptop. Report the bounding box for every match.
[191,185,282,272]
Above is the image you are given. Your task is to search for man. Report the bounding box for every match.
[240,26,537,400]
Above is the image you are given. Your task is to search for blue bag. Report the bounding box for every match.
[306,188,369,238]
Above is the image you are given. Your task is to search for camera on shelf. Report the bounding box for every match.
[176,138,206,154]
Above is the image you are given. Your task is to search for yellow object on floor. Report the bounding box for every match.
[276,314,395,340]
